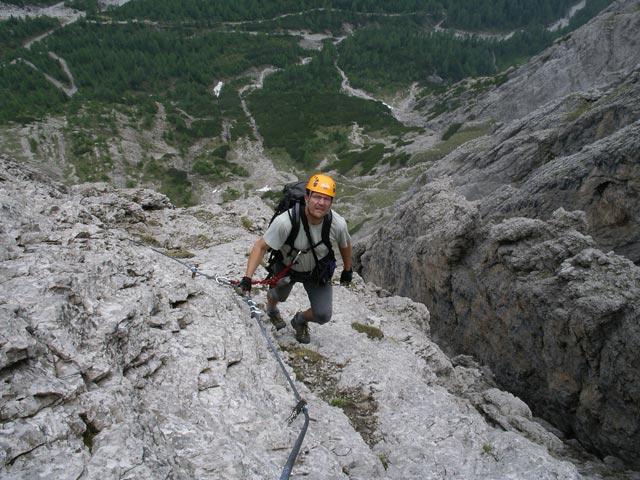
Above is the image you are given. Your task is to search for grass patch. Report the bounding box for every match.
[351,322,384,340]
[411,123,491,165]
[241,216,253,229]
[442,122,463,141]
[136,233,161,247]
[80,413,99,452]
[333,143,393,175]
[192,154,248,180]
[384,151,411,168]
[330,396,355,408]
[565,98,593,122]
[260,188,283,208]
[64,109,116,182]
[141,159,193,207]
[222,186,241,202]
[428,99,461,119]
[282,345,329,381]
[164,249,194,258]
[285,346,327,364]
[282,344,381,447]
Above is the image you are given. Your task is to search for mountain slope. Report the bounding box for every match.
[466,0,640,124]
[355,0,640,469]
[2,154,630,479]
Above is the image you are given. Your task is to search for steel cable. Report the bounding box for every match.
[129,239,309,478]
[217,279,309,480]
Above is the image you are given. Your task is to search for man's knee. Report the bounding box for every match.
[268,285,290,303]
[311,309,332,325]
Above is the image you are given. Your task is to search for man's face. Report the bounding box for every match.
[306,191,333,219]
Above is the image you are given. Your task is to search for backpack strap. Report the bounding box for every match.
[321,210,333,253]
[284,202,301,249]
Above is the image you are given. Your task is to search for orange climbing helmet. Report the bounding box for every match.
[306,173,336,198]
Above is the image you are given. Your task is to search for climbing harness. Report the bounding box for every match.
[245,249,303,289]
[130,239,309,479]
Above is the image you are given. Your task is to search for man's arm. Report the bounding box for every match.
[239,237,271,294]
[246,237,271,278]
[339,240,352,271]
[339,240,353,285]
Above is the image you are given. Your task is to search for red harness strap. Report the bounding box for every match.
[231,262,295,289]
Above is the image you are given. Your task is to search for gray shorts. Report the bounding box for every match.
[267,276,333,324]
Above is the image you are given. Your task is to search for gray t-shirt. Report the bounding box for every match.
[263,208,350,273]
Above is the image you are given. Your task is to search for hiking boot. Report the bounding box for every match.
[291,313,310,344]
[267,309,286,330]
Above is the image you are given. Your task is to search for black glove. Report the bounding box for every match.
[340,269,353,285]
[237,276,252,294]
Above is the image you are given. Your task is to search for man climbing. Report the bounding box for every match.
[238,173,353,343]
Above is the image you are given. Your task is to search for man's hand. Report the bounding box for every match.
[237,276,252,295]
[340,269,353,286]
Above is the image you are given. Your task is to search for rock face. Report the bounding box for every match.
[458,0,640,125]
[4,154,626,479]
[427,68,640,263]
[356,180,640,468]
[355,0,640,470]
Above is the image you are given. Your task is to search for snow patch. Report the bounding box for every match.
[213,81,224,97]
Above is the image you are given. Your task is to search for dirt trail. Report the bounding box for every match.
[3,2,85,96]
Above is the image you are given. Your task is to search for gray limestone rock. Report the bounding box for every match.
[356,179,640,470]
[446,0,640,125]
[1,155,625,478]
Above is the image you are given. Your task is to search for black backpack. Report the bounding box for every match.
[266,180,333,274]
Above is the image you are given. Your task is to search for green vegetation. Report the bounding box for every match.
[192,145,249,181]
[136,234,159,246]
[222,187,241,203]
[337,20,570,94]
[105,0,614,96]
[482,442,498,460]
[165,248,195,259]
[351,322,384,340]
[282,345,328,381]
[62,104,120,183]
[444,0,580,30]
[565,97,594,122]
[333,144,394,175]
[339,25,494,92]
[329,396,354,408]
[0,62,67,123]
[0,0,614,191]
[412,122,492,164]
[65,0,99,15]
[79,413,98,452]
[249,42,413,169]
[42,21,303,104]
[109,0,599,32]
[241,216,253,229]
[3,0,60,7]
[0,15,59,55]
[138,159,192,207]
[442,122,463,141]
